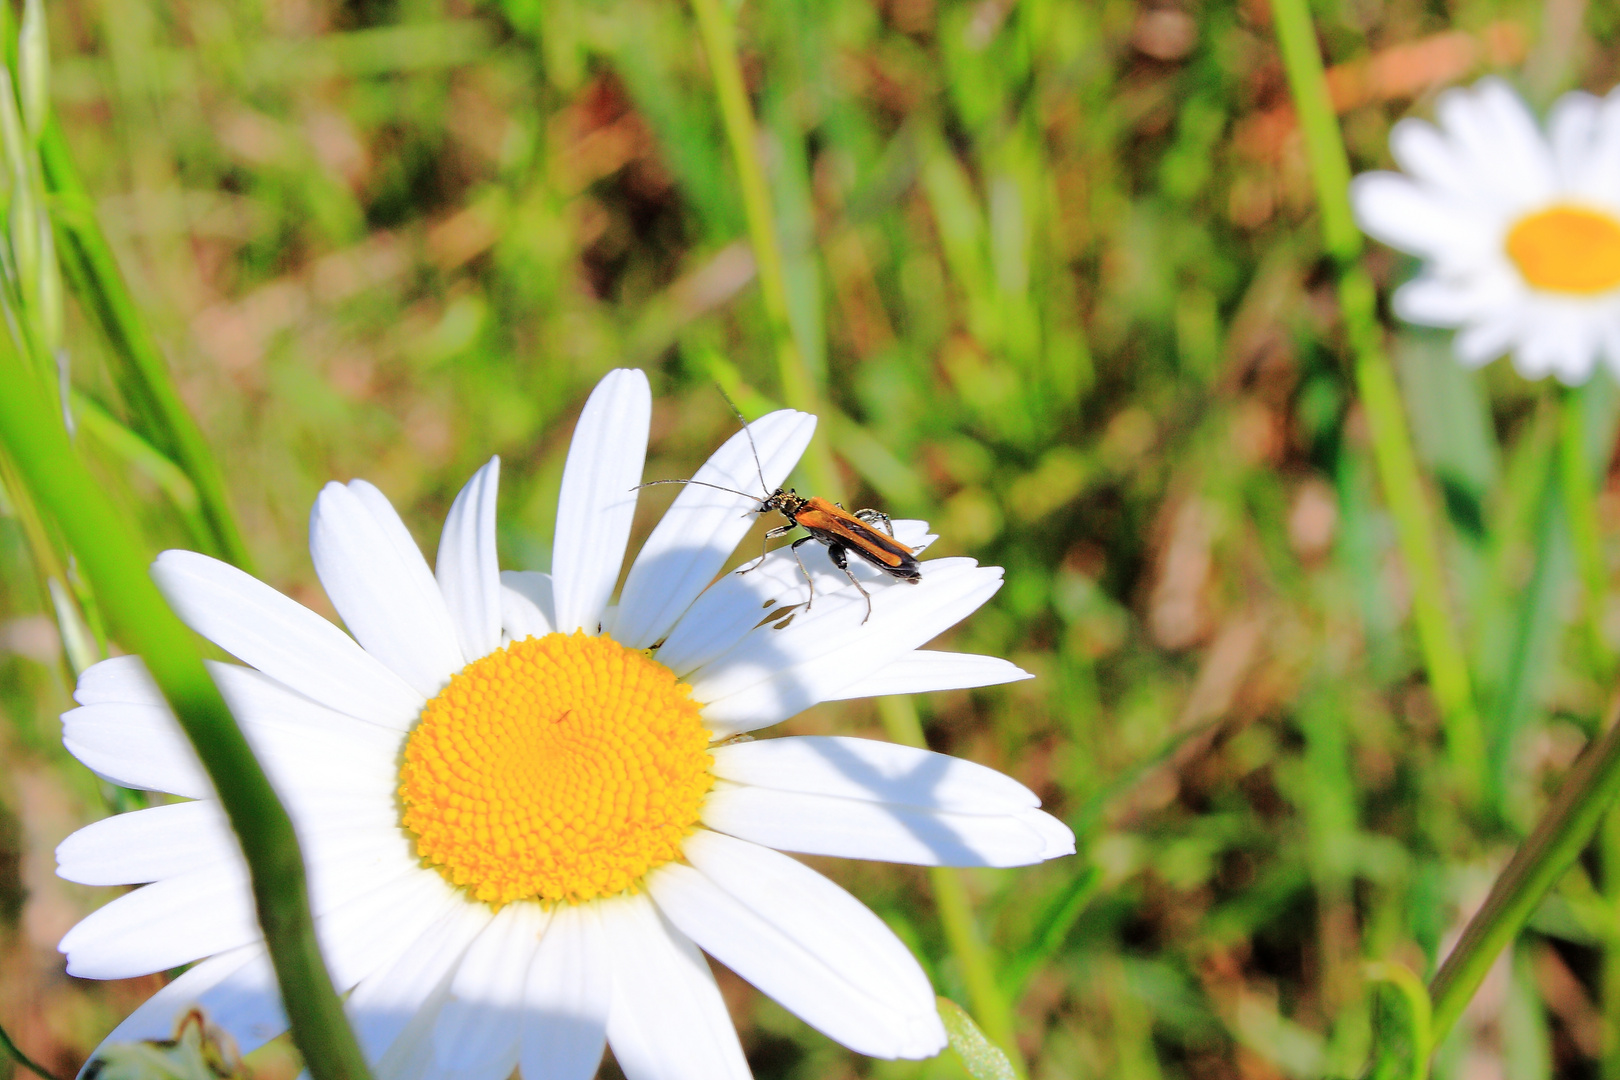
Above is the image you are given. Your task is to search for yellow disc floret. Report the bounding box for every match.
[1505,205,1620,295]
[399,631,713,906]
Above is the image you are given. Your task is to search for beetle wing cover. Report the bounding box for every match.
[798,500,917,572]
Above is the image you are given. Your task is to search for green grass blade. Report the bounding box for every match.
[1428,698,1620,1048]
[39,119,253,572]
[0,329,369,1080]
[938,996,1019,1080]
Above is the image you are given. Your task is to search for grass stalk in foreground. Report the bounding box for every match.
[0,336,369,1080]
[1268,0,1485,796]
[39,119,254,572]
[879,695,1028,1078]
[1428,692,1620,1046]
[686,0,838,499]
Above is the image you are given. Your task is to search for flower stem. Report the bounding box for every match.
[1428,693,1620,1046]
[1558,386,1612,679]
[1554,384,1620,1077]
[38,119,254,573]
[0,336,369,1080]
[1269,0,1485,795]
[878,695,1027,1077]
[686,0,839,499]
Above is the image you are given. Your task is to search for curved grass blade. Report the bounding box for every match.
[0,329,368,1080]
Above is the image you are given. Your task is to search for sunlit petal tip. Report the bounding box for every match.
[437,456,504,661]
[551,369,652,635]
[310,479,465,695]
[1022,807,1078,860]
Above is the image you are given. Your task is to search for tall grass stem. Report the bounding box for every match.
[1269,0,1485,794]
[0,334,369,1080]
[1559,386,1611,678]
[686,0,839,498]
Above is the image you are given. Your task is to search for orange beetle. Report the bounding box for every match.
[638,401,920,623]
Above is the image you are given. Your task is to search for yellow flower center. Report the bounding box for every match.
[399,631,713,906]
[1505,205,1620,295]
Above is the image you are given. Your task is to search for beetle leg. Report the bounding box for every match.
[789,535,819,611]
[854,507,896,538]
[824,543,874,624]
[738,523,801,575]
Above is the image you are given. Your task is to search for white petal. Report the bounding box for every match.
[1437,78,1555,209]
[521,903,611,1080]
[57,800,236,886]
[347,902,493,1063]
[1454,306,1523,367]
[1023,803,1081,859]
[428,902,548,1079]
[310,480,465,696]
[1514,319,1567,380]
[1584,92,1620,199]
[713,736,1041,811]
[1548,90,1600,187]
[1473,78,1558,205]
[302,825,423,921]
[823,650,1032,700]
[1387,118,1474,203]
[436,458,503,662]
[648,831,944,1059]
[654,518,937,677]
[693,559,1006,734]
[60,863,256,978]
[61,701,211,799]
[600,893,751,1080]
[1601,316,1620,378]
[1391,275,1485,327]
[702,782,1070,867]
[1348,173,1492,263]
[83,944,287,1061]
[150,552,423,729]
[551,369,651,635]
[502,571,556,641]
[1528,311,1601,385]
[73,654,160,706]
[616,410,816,648]
[209,662,403,799]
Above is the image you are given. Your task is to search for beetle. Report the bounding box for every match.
[637,399,920,623]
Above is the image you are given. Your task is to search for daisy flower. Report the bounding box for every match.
[1350,77,1620,382]
[57,368,1072,1080]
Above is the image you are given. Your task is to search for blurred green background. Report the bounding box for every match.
[4,0,1620,1075]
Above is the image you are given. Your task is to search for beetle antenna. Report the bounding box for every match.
[631,478,763,502]
[716,387,772,497]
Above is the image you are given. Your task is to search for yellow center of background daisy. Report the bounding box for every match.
[399,631,713,906]
[1505,205,1620,294]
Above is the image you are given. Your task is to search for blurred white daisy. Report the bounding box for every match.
[1351,77,1620,383]
[57,368,1071,1080]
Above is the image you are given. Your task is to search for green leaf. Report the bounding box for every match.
[82,1008,248,1080]
[937,996,1019,1080]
